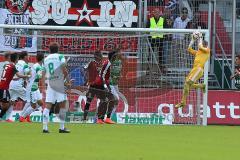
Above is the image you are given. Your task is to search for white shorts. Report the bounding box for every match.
[26,89,42,103]
[45,86,67,104]
[110,85,120,100]
[9,87,26,101]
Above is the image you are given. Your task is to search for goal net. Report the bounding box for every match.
[0,25,209,125]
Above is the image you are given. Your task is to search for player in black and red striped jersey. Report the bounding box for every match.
[82,51,103,121]
[95,51,117,124]
[0,52,30,121]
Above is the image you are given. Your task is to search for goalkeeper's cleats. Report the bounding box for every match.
[105,118,116,124]
[96,119,105,124]
[59,128,70,133]
[175,102,186,108]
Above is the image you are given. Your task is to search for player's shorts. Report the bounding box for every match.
[86,85,113,101]
[187,67,203,83]
[45,86,67,104]
[26,89,42,104]
[110,85,120,100]
[9,87,26,101]
[86,85,103,99]
[0,89,10,103]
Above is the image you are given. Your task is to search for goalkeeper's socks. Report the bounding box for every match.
[42,108,50,131]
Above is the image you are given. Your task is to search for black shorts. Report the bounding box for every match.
[0,89,11,103]
[86,85,113,101]
[86,85,104,100]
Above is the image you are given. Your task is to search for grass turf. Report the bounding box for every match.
[0,123,239,160]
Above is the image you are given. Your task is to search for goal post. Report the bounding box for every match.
[0,24,209,125]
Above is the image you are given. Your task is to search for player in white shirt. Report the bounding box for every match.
[42,42,71,133]
[9,51,31,121]
[19,53,44,122]
[9,51,30,101]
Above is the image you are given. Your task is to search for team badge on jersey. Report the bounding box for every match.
[5,0,29,14]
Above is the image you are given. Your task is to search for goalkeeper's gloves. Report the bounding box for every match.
[189,38,194,48]
[198,37,203,47]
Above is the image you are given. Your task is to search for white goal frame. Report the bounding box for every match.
[0,24,209,126]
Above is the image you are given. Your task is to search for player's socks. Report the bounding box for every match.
[22,107,34,118]
[175,102,186,108]
[59,108,67,130]
[178,81,191,108]
[192,83,206,93]
[42,108,50,131]
[5,105,13,120]
[20,103,30,116]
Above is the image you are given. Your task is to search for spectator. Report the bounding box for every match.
[165,0,180,21]
[147,8,167,71]
[171,7,191,68]
[163,10,174,67]
[237,0,240,19]
[230,54,240,89]
[190,12,207,29]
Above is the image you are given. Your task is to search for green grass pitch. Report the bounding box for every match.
[0,123,239,160]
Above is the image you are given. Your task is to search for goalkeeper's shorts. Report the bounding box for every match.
[187,67,203,82]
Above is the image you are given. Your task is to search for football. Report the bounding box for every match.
[192,31,202,40]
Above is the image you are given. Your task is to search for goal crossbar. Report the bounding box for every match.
[0,24,208,34]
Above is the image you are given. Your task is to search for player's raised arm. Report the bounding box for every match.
[198,37,209,53]
[188,34,197,55]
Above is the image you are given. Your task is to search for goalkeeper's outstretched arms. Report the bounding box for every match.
[187,34,197,55]
[198,35,209,53]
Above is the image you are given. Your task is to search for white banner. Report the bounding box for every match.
[0,9,37,52]
[6,111,173,125]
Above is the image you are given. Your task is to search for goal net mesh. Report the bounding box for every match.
[0,27,205,125]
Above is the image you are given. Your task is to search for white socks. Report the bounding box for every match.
[42,108,50,131]
[20,103,30,116]
[22,107,34,118]
[58,108,67,130]
[42,107,67,131]
[5,105,13,120]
